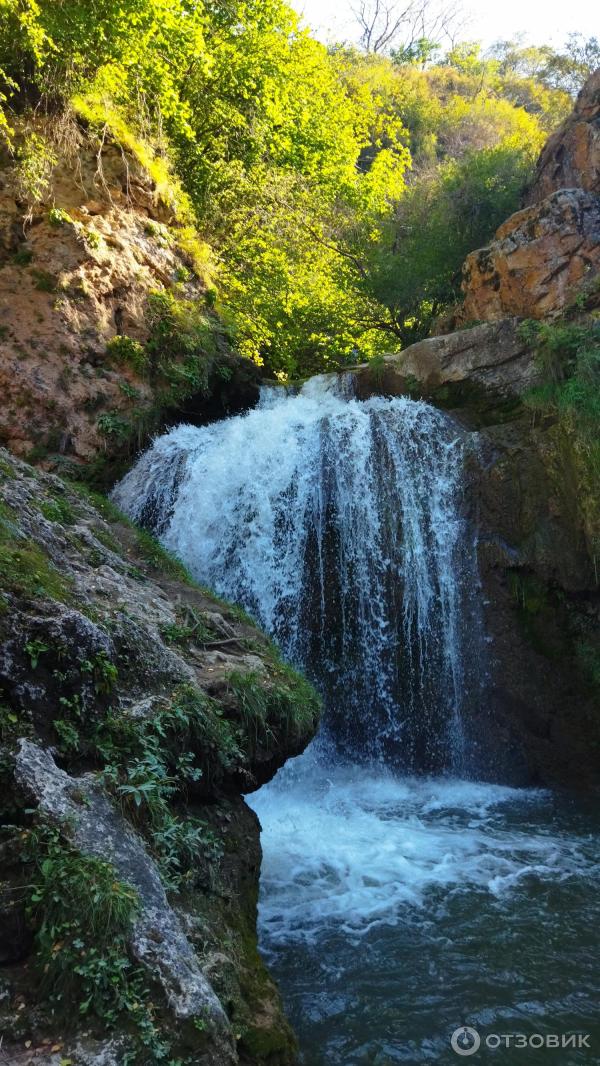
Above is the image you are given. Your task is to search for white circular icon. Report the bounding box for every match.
[451,1027,481,1056]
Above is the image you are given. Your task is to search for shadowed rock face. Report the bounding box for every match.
[524,68,600,204]
[354,349,600,788]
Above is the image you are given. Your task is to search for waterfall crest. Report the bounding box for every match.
[112,375,481,773]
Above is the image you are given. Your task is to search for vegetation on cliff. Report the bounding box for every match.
[0,0,592,377]
[520,317,600,558]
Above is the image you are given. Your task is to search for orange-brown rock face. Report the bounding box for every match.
[0,124,259,483]
[524,68,600,204]
[0,136,180,466]
[460,70,600,325]
[461,188,600,322]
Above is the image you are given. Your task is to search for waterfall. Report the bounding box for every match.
[112,374,481,774]
[113,375,600,1066]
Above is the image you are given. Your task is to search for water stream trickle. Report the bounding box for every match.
[113,375,600,1065]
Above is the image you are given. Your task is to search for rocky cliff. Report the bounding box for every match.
[0,451,319,1064]
[459,70,600,324]
[357,70,600,788]
[0,119,260,488]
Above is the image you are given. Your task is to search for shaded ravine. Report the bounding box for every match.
[113,376,600,1064]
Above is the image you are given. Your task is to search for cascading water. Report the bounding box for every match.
[113,375,480,772]
[113,376,600,1064]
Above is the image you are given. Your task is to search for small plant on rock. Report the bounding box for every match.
[106,335,148,373]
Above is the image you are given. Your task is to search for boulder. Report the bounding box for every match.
[460,188,600,322]
[355,319,540,403]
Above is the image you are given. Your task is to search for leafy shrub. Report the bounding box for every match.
[106,334,148,373]
[48,206,73,226]
[97,412,132,441]
[13,131,57,206]
[19,824,139,1018]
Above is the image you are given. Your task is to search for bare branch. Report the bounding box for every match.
[352,0,465,55]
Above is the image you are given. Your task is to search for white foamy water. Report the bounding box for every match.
[249,752,594,945]
[113,375,481,771]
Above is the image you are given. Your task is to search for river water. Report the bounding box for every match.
[249,752,600,1064]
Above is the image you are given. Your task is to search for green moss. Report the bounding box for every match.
[241,1021,297,1060]
[508,571,570,660]
[228,662,321,750]
[522,317,600,556]
[0,513,73,603]
[93,526,121,553]
[132,527,196,584]
[576,640,600,696]
[38,496,75,525]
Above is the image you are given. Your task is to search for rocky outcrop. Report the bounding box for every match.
[354,79,600,787]
[15,742,232,1039]
[460,189,600,323]
[0,120,260,485]
[458,69,600,325]
[355,318,541,408]
[524,69,600,203]
[0,451,320,1064]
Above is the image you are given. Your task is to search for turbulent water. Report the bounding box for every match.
[113,376,481,772]
[251,754,600,1064]
[114,376,600,1065]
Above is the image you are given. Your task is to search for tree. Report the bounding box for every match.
[490,35,600,97]
[360,140,540,343]
[544,34,600,95]
[352,0,463,55]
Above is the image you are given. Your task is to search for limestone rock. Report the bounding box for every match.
[524,68,600,204]
[355,319,541,401]
[0,450,317,1064]
[15,741,233,1042]
[460,188,600,322]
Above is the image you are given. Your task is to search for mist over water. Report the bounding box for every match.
[114,376,600,1064]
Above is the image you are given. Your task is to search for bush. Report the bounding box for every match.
[106,334,148,373]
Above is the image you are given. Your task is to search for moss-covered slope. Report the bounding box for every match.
[0,449,320,1065]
